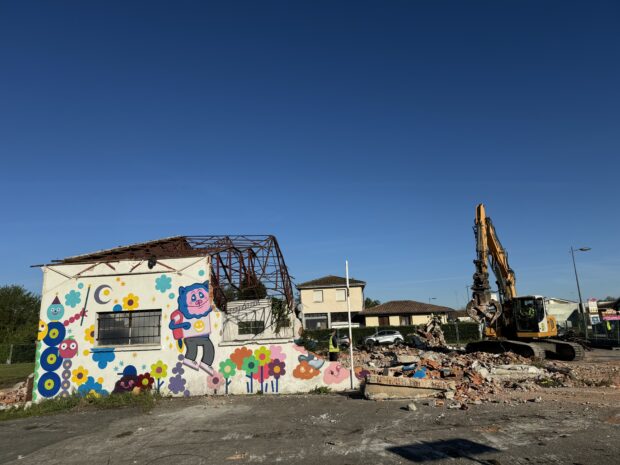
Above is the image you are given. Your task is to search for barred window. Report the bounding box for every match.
[97,310,161,346]
[238,320,265,335]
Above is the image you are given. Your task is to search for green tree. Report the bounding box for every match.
[364,297,380,308]
[0,285,41,345]
[236,275,268,300]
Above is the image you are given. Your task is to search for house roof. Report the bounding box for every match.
[296,275,366,289]
[360,300,455,316]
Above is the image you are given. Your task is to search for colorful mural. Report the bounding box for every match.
[34,257,355,401]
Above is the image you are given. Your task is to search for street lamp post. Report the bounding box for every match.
[570,246,591,340]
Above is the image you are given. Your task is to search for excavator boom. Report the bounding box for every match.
[466,204,516,327]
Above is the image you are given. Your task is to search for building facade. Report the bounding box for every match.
[360,300,455,327]
[33,237,357,402]
[297,276,365,329]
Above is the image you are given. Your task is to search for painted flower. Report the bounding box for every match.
[71,366,89,385]
[254,346,271,366]
[252,364,270,381]
[122,293,140,310]
[268,345,287,362]
[151,360,168,379]
[354,366,371,380]
[168,374,186,394]
[241,355,259,375]
[84,324,95,344]
[293,361,320,380]
[65,290,81,308]
[137,373,154,390]
[207,372,225,391]
[155,274,172,293]
[219,359,236,379]
[323,362,349,385]
[91,348,115,369]
[230,347,253,369]
[268,359,286,379]
[77,376,108,397]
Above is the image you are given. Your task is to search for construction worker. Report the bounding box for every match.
[328,329,340,361]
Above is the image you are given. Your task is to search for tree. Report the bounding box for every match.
[0,285,41,345]
[365,297,380,308]
[236,275,268,300]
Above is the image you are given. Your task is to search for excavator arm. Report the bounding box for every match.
[466,204,517,326]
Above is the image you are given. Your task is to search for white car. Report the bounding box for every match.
[364,330,404,347]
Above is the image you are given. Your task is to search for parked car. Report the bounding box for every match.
[363,330,404,347]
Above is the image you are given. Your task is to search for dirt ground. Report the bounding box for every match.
[1,350,619,465]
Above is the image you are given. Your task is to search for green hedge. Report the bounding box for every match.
[301,322,481,350]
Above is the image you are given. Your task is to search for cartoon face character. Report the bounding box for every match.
[58,339,78,358]
[47,296,65,321]
[37,320,48,341]
[178,282,211,318]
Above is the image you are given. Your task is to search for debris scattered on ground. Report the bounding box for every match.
[0,374,33,408]
[347,343,620,407]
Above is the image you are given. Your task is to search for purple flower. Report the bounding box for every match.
[168,374,186,394]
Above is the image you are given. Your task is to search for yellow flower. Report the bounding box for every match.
[150,360,168,379]
[122,293,140,310]
[254,346,271,366]
[72,366,89,385]
[84,324,95,344]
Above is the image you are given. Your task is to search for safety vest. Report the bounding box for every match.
[329,336,339,353]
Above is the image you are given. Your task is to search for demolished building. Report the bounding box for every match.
[32,235,356,401]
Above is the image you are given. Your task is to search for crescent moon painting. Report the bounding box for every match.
[94,285,112,304]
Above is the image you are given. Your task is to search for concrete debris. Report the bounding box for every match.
[0,374,33,407]
[349,343,619,407]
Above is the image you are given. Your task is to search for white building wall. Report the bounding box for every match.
[34,256,356,402]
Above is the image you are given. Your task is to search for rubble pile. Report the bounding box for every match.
[0,375,32,408]
[408,315,446,348]
[350,344,615,407]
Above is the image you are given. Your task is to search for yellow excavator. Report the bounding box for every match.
[465,204,584,361]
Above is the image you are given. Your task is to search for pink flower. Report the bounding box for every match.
[323,362,349,385]
[207,372,225,391]
[268,345,287,362]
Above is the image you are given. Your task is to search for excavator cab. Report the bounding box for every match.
[513,295,557,338]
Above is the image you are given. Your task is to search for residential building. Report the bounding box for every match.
[360,300,455,327]
[297,275,365,329]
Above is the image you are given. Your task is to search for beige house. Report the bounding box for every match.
[360,300,455,327]
[297,275,365,329]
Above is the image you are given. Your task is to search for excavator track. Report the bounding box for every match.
[544,339,585,361]
[466,339,546,359]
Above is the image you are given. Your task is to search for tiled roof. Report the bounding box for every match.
[360,300,454,316]
[296,275,366,289]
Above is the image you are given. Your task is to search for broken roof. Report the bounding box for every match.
[360,300,455,316]
[296,275,366,289]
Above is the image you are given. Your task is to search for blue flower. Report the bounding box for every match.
[77,376,109,397]
[155,274,172,293]
[91,348,116,369]
[65,290,81,308]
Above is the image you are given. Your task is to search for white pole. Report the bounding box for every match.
[345,260,355,390]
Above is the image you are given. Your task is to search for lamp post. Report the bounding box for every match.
[570,246,591,340]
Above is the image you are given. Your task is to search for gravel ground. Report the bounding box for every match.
[0,386,618,465]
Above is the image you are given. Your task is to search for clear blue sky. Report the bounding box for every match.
[1,1,619,308]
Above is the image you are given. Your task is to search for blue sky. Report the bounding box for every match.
[1,1,619,307]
